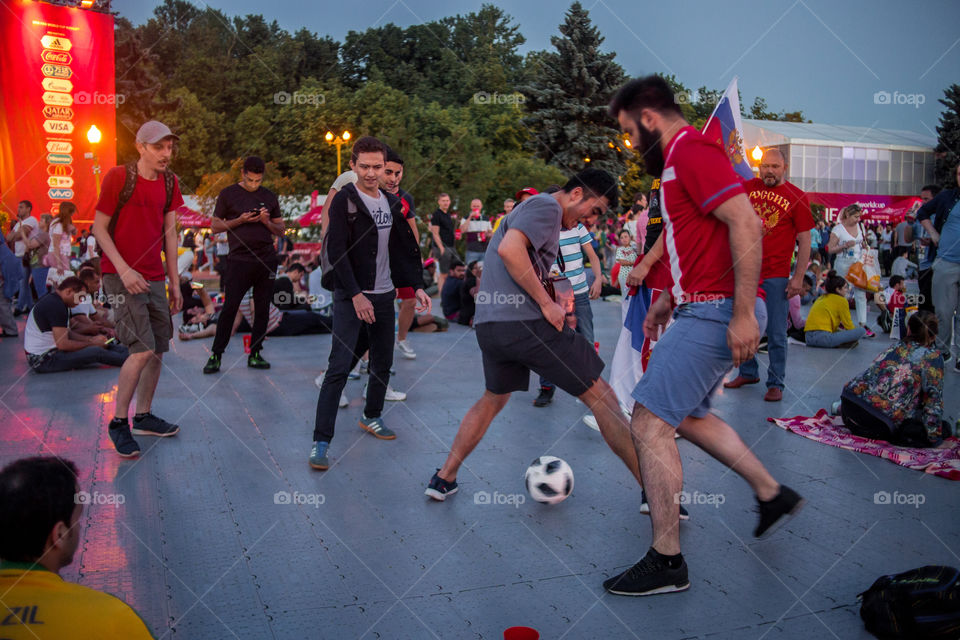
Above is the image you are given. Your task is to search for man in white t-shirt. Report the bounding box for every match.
[5,200,38,315]
[461,199,493,265]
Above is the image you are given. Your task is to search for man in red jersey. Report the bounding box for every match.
[91,121,184,458]
[725,148,813,402]
[604,76,804,597]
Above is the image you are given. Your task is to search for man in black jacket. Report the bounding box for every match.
[310,136,431,470]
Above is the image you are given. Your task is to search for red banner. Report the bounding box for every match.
[0,3,116,229]
[807,192,920,224]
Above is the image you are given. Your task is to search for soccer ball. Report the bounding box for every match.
[524,456,574,505]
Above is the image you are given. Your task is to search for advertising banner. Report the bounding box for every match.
[807,192,920,224]
[0,3,116,228]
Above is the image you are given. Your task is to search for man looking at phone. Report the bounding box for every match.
[204,156,285,374]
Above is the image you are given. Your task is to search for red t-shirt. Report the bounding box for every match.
[660,126,745,304]
[745,178,814,280]
[887,289,906,312]
[96,166,184,281]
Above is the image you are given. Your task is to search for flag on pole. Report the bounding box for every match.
[701,77,754,180]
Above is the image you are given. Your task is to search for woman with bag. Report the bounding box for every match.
[827,204,876,337]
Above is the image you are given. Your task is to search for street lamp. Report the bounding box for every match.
[751,145,763,163]
[85,125,102,197]
[325,130,351,175]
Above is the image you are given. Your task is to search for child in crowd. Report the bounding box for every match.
[804,275,867,348]
[614,229,637,292]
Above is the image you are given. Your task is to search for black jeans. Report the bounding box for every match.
[313,290,396,443]
[212,257,276,355]
[272,310,332,336]
[29,344,129,373]
[918,268,934,313]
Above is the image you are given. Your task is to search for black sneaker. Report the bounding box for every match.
[248,351,270,369]
[754,485,805,538]
[131,412,180,437]
[203,353,221,374]
[639,489,690,521]
[425,470,458,501]
[603,548,690,596]
[533,387,554,407]
[108,421,141,458]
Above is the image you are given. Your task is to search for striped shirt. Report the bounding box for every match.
[553,224,593,295]
[240,290,282,333]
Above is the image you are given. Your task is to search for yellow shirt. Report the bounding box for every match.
[0,562,155,639]
[804,293,854,333]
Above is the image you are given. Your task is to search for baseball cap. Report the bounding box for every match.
[136,120,180,144]
[515,187,539,200]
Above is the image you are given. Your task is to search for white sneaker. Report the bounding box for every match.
[315,373,349,408]
[582,414,600,431]
[396,339,417,360]
[363,382,407,401]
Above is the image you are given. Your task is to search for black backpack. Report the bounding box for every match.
[859,566,960,639]
[107,162,177,238]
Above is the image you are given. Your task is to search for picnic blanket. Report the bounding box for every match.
[768,410,960,481]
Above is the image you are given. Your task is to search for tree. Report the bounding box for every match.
[521,2,627,179]
[934,83,960,187]
[749,97,809,123]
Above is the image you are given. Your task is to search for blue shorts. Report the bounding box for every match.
[631,297,768,427]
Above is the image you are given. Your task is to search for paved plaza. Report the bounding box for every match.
[0,299,957,640]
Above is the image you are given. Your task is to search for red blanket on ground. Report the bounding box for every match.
[768,410,960,481]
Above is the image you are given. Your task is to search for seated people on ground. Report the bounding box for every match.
[237,289,332,337]
[273,262,311,310]
[421,258,438,297]
[787,274,814,342]
[440,260,465,320]
[0,456,154,639]
[71,267,115,338]
[890,247,917,280]
[803,274,867,348]
[24,277,128,373]
[458,260,482,326]
[306,257,331,313]
[839,311,948,447]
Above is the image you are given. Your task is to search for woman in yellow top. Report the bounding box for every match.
[804,274,867,348]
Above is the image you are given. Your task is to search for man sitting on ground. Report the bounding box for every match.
[24,277,128,373]
[440,261,465,320]
[0,456,154,638]
[70,267,116,338]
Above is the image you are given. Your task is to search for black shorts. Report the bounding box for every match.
[475,319,604,396]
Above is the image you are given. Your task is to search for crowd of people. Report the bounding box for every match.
[0,76,958,634]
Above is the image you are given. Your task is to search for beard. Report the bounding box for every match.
[638,123,665,178]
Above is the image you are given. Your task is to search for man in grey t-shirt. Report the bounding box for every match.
[425,169,651,504]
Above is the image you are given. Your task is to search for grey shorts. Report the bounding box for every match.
[103,274,173,354]
[434,244,459,272]
[632,297,767,427]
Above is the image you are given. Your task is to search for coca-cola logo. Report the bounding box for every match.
[41,50,72,65]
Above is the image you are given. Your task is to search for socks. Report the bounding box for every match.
[133,413,150,422]
[650,547,684,569]
[109,417,128,428]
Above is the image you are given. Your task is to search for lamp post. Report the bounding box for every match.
[325,130,351,175]
[85,125,102,197]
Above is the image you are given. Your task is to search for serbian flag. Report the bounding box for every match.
[701,77,754,181]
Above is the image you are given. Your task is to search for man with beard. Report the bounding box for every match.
[605,76,803,596]
[724,149,813,402]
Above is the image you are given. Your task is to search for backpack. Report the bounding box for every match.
[319,193,360,292]
[859,565,960,639]
[107,162,177,238]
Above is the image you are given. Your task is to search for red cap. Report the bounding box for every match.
[515,187,539,200]
[423,257,436,267]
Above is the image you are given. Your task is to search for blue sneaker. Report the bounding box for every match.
[358,414,395,440]
[425,470,458,501]
[309,441,330,470]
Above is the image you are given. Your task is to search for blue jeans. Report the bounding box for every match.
[805,327,867,348]
[16,262,32,311]
[738,277,788,390]
[31,267,50,298]
[465,250,486,266]
[30,344,129,373]
[540,291,594,390]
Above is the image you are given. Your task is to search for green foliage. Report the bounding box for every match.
[934,83,960,188]
[749,97,809,123]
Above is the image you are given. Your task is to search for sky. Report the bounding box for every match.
[118,0,959,141]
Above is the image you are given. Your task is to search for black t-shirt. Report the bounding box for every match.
[272,275,310,311]
[441,276,463,316]
[180,281,203,316]
[32,292,68,332]
[213,184,282,262]
[431,209,456,247]
[398,188,416,221]
[643,181,663,254]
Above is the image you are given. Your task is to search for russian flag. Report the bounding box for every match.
[701,77,754,181]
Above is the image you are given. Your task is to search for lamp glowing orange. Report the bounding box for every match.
[324,131,334,142]
[342,130,351,141]
[751,145,763,162]
[87,125,102,144]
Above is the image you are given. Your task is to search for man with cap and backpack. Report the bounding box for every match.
[91,120,184,458]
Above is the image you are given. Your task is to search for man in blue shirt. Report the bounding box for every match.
[918,164,960,370]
